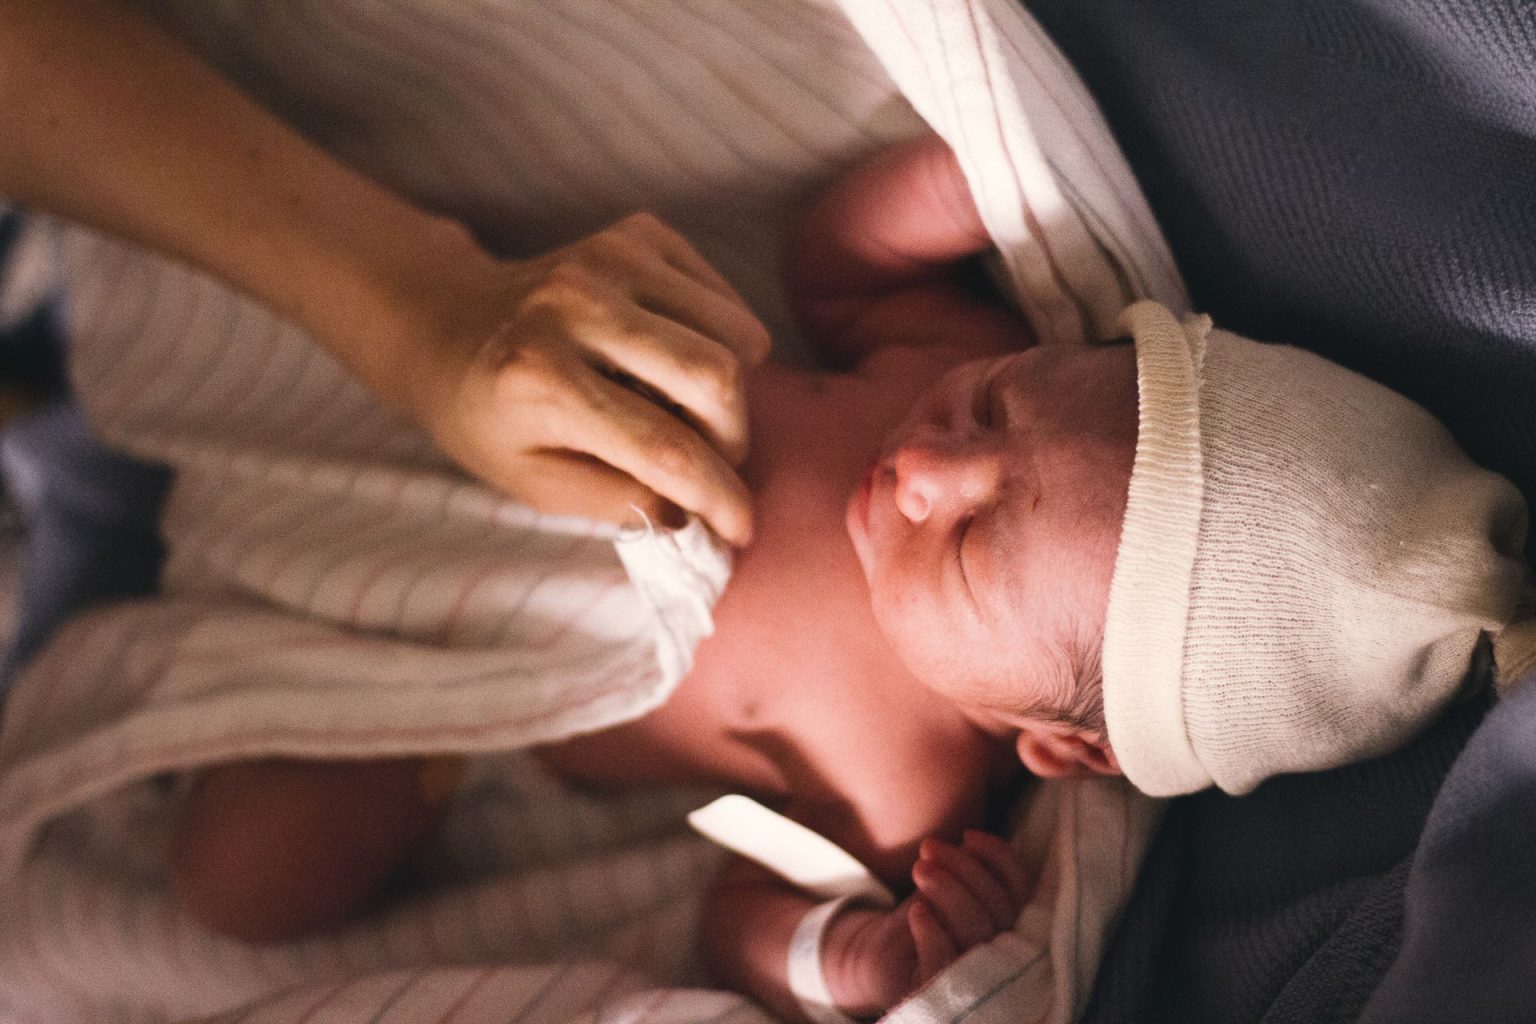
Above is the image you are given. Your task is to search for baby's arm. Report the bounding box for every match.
[702,825,1029,1021]
[786,134,1027,367]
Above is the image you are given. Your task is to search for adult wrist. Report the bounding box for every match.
[313,208,503,418]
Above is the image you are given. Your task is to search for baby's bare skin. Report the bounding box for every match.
[536,135,1098,1018]
[540,352,1022,882]
[173,134,1060,1020]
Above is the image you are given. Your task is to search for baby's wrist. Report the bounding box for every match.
[815,903,891,1020]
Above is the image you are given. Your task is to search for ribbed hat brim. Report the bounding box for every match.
[1101,301,1212,796]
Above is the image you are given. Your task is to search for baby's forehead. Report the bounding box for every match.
[989,343,1138,445]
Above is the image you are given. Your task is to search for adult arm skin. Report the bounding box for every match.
[0,0,768,544]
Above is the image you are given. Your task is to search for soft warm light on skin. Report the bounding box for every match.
[846,343,1138,765]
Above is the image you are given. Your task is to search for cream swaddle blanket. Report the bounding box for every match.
[0,1,1180,1021]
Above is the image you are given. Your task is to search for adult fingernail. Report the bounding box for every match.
[726,506,754,547]
[655,499,687,530]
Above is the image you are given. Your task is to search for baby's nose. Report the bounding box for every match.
[889,438,1000,524]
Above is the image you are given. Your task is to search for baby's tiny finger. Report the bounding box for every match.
[908,899,958,984]
[962,830,1031,906]
[921,839,1013,932]
[912,854,993,949]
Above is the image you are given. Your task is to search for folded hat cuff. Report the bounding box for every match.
[1102,301,1212,797]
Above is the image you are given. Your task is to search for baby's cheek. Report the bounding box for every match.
[878,599,973,700]
[870,592,932,675]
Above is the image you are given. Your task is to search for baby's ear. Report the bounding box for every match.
[1015,724,1121,779]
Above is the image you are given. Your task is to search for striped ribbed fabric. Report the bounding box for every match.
[0,0,1175,1020]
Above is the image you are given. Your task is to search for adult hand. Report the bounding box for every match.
[1,1,769,545]
[399,212,770,546]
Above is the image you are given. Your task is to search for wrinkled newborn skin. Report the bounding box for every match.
[851,344,1139,757]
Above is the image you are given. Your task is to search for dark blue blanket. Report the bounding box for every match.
[0,212,169,684]
[1023,0,1536,1019]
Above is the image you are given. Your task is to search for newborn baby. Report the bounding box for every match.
[171,134,1529,1023]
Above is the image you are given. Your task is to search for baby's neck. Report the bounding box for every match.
[538,352,1018,874]
[671,353,975,759]
[740,351,951,494]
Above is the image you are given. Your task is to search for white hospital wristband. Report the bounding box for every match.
[787,895,861,1024]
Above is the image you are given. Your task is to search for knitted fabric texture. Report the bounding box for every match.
[1102,300,1529,797]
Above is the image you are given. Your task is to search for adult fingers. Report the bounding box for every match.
[517,258,756,466]
[582,308,752,466]
[613,213,747,303]
[543,364,754,545]
[605,213,772,364]
[511,450,686,530]
[912,849,994,949]
[919,838,1016,933]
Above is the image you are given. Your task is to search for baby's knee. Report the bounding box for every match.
[170,756,451,942]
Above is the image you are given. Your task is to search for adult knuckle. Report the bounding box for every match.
[525,260,597,314]
[618,209,664,237]
[646,433,699,484]
[617,211,681,255]
[695,350,744,408]
[595,227,647,269]
[492,343,564,402]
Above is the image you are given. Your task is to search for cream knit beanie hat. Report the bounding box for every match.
[1102,301,1531,797]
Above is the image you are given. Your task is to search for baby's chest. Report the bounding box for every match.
[688,625,1005,878]
[778,704,1007,884]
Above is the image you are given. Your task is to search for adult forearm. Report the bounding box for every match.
[0,0,490,406]
[1,0,768,541]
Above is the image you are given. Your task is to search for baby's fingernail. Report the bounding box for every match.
[918,839,939,860]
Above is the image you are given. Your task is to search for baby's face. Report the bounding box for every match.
[846,343,1138,736]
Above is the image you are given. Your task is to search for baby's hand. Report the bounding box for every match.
[908,830,1031,983]
[822,830,1030,1017]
